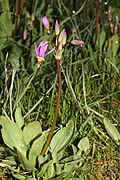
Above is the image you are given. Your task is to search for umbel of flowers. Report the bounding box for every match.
[34,16,84,67]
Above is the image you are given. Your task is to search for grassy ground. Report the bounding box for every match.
[0,0,120,179]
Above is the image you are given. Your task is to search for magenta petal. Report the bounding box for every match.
[34,42,38,56]
[39,41,44,47]
[45,47,55,56]
[34,40,52,59]
[55,20,59,26]
[37,41,44,57]
[43,41,48,51]
[41,41,48,57]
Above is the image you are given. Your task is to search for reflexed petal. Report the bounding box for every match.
[45,47,55,56]
[42,41,48,57]
[34,40,53,61]
[43,41,48,52]
[42,16,49,27]
[71,40,84,45]
[39,41,44,47]
[36,41,48,58]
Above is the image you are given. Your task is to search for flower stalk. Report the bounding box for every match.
[41,59,62,156]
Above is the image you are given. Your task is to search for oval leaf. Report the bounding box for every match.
[103,119,120,145]
[78,137,89,152]
[50,119,75,153]
[0,116,27,156]
[23,121,42,145]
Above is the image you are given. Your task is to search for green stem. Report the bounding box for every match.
[41,60,62,156]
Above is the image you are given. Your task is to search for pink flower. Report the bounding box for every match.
[34,41,55,67]
[42,16,50,30]
[34,41,48,66]
[71,40,84,45]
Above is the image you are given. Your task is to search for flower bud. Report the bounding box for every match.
[58,29,65,43]
[71,40,84,45]
[55,20,60,35]
[55,50,64,60]
[62,31,67,45]
[23,29,27,40]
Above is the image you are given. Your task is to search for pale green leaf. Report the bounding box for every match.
[63,164,74,178]
[60,155,81,164]
[17,149,36,172]
[0,12,12,36]
[15,107,24,129]
[107,34,119,59]
[50,119,75,153]
[0,0,12,37]
[103,119,120,145]
[100,31,106,52]
[26,178,37,180]
[111,35,119,58]
[96,31,106,51]
[28,132,47,166]
[78,137,90,152]
[23,121,42,145]
[37,161,52,178]
[37,155,48,167]
[12,173,26,180]
[8,43,22,68]
[0,28,7,49]
[47,162,56,179]
[0,116,27,156]
[1,0,10,11]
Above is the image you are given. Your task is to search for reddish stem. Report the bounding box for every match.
[14,0,24,37]
[41,60,62,156]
